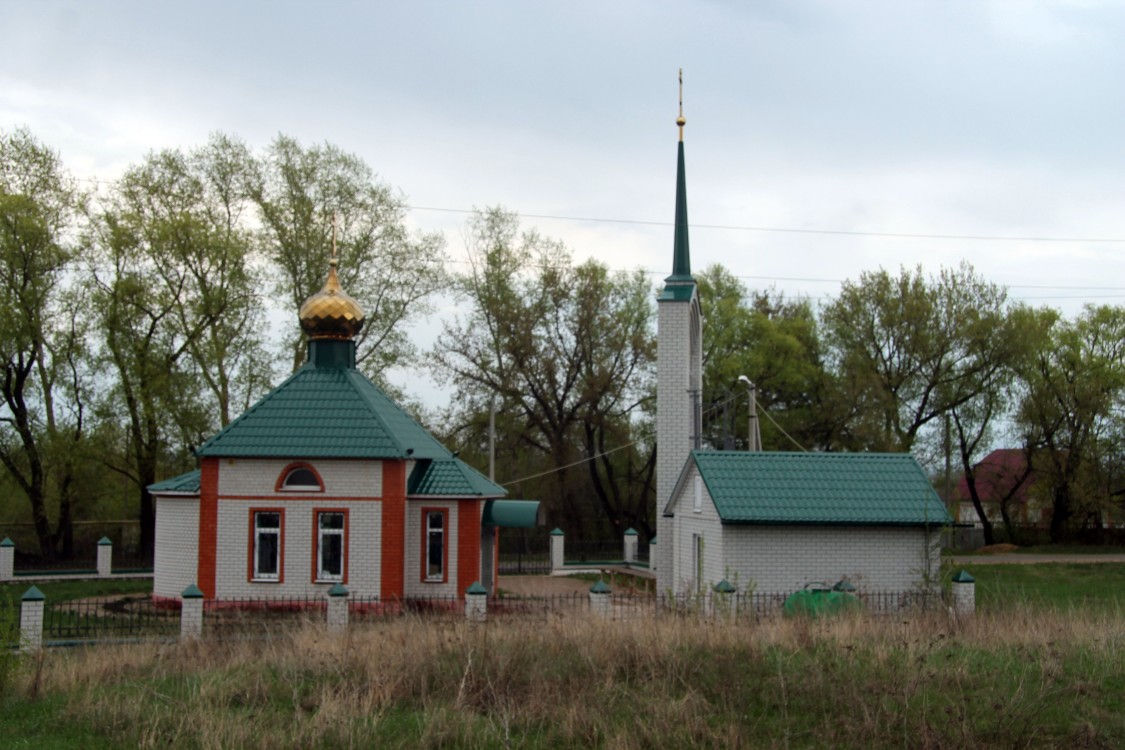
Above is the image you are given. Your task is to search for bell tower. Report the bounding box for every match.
[655,70,702,593]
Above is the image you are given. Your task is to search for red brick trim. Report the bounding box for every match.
[197,458,219,599]
[248,507,285,583]
[274,461,325,492]
[380,461,406,599]
[457,499,481,597]
[311,508,349,584]
[419,507,449,584]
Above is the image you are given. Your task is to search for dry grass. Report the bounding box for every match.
[7,606,1125,749]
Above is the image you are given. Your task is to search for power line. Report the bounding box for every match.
[63,175,1125,245]
[408,205,1125,245]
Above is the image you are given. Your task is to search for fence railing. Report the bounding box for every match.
[4,586,952,649]
[1,537,152,582]
[42,596,180,641]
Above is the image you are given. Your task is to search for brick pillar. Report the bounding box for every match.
[951,569,975,617]
[550,528,565,572]
[589,579,612,620]
[20,585,45,653]
[97,537,113,578]
[465,581,487,622]
[180,584,204,641]
[327,583,349,634]
[623,528,637,564]
[0,537,14,582]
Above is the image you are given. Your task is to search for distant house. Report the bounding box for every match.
[954,449,1042,528]
[653,104,951,595]
[663,451,949,595]
[149,259,538,602]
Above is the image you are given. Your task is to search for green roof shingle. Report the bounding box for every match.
[674,451,952,526]
[408,458,506,497]
[149,469,202,494]
[196,366,450,459]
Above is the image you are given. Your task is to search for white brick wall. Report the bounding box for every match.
[719,525,942,595]
[656,290,701,593]
[404,500,460,598]
[154,497,200,598]
[668,465,725,593]
[214,499,382,599]
[218,458,382,498]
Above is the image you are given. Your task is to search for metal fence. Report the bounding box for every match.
[8,587,946,647]
[43,596,180,641]
[498,528,552,574]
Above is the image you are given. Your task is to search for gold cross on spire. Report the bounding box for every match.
[677,68,686,141]
[331,212,338,267]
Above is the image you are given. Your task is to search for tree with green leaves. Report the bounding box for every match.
[695,265,833,451]
[0,128,90,558]
[948,304,1041,544]
[247,135,448,378]
[432,208,656,538]
[89,135,268,557]
[1015,305,1125,542]
[822,262,1011,454]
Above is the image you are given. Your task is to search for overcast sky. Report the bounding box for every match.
[3,0,1124,404]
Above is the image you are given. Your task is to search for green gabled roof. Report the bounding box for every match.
[149,469,202,494]
[672,451,952,526]
[195,365,450,459]
[408,458,506,497]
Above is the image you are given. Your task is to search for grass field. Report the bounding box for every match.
[2,565,1123,749]
[960,562,1125,612]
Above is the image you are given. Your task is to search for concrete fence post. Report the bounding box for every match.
[589,579,612,620]
[712,579,737,622]
[327,583,349,634]
[97,537,113,578]
[20,585,45,652]
[951,569,975,618]
[180,584,204,641]
[465,581,487,622]
[0,537,14,582]
[550,528,565,572]
[649,536,657,574]
[623,528,638,564]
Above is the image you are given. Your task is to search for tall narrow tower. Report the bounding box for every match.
[655,71,702,594]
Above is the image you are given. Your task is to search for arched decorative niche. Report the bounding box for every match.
[276,462,325,492]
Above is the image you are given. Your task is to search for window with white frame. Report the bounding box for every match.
[316,511,345,582]
[253,511,282,581]
[424,510,445,582]
[693,475,703,513]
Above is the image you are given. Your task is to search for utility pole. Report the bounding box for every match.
[738,375,761,451]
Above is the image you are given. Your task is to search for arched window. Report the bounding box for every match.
[278,464,323,492]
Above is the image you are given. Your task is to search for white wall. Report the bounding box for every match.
[213,498,382,599]
[217,458,382,498]
[153,496,199,598]
[668,465,725,594]
[720,525,942,595]
[403,500,460,598]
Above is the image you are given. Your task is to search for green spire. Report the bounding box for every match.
[666,69,694,286]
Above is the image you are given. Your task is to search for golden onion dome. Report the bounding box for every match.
[298,260,365,340]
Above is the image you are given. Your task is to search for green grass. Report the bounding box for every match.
[2,611,1122,749]
[959,562,1125,611]
[0,578,152,608]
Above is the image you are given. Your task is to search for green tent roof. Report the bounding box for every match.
[408,458,506,497]
[149,469,202,494]
[196,365,450,459]
[671,451,952,527]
